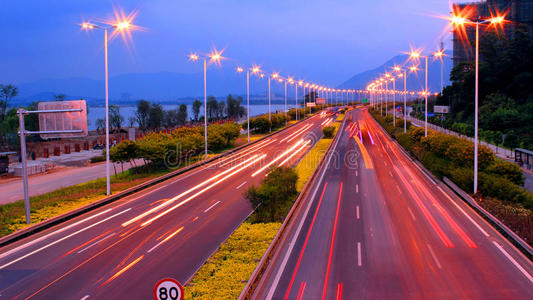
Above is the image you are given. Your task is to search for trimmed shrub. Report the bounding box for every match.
[246,167,298,223]
[322,126,335,138]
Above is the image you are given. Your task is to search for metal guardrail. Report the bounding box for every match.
[443,177,533,260]
[0,116,313,249]
[239,112,348,300]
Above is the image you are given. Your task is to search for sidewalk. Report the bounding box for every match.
[0,160,140,205]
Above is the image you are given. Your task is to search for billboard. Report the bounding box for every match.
[38,100,88,139]
[434,105,450,114]
[306,102,316,107]
[316,98,326,105]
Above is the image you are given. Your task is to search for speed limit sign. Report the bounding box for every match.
[153,278,184,300]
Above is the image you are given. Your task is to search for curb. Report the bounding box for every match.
[239,111,347,300]
[0,116,313,249]
[369,111,533,261]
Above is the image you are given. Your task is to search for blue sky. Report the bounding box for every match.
[0,0,454,86]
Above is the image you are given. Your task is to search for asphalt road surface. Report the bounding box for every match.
[252,107,533,300]
[0,112,336,299]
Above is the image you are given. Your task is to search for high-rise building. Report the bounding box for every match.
[452,0,533,66]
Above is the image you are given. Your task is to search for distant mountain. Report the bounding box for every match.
[12,70,290,107]
[11,53,453,107]
[337,52,453,93]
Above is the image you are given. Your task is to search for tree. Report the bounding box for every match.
[0,84,18,121]
[164,109,178,128]
[128,116,137,128]
[136,100,151,130]
[177,104,188,125]
[226,94,245,120]
[207,96,218,120]
[192,99,202,121]
[148,103,164,130]
[96,118,105,134]
[109,105,124,132]
[53,94,67,101]
[109,140,139,172]
[217,100,226,119]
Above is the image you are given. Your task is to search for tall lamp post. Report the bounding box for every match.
[451,14,506,194]
[189,49,223,158]
[237,65,261,142]
[81,19,135,196]
[409,50,430,137]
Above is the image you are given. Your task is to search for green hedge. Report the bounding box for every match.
[110,122,240,166]
[370,108,533,209]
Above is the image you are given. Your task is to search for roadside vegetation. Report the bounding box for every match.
[410,26,533,150]
[370,109,533,244]
[184,222,280,299]
[0,165,183,236]
[184,113,342,297]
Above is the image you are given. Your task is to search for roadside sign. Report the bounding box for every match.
[153,278,184,300]
[306,102,316,107]
[38,100,88,139]
[434,105,450,114]
[361,98,368,103]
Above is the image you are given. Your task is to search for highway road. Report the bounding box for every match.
[0,112,336,299]
[252,107,533,299]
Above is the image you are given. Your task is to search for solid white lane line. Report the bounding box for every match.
[0,208,131,270]
[436,186,489,237]
[80,295,90,300]
[408,207,417,221]
[0,208,113,261]
[492,241,533,284]
[266,117,345,300]
[356,184,359,193]
[427,244,442,269]
[357,242,362,266]
[389,171,393,177]
[77,233,116,254]
[236,181,247,190]
[355,170,358,177]
[203,201,221,213]
[356,206,360,220]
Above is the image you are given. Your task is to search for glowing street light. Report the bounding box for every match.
[451,13,507,194]
[409,49,430,137]
[188,48,224,158]
[80,15,137,196]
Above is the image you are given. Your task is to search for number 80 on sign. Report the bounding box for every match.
[153,278,184,300]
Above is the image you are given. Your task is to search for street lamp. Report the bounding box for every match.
[81,18,136,196]
[434,48,445,93]
[409,50,429,137]
[451,13,506,194]
[189,49,224,158]
[237,65,261,142]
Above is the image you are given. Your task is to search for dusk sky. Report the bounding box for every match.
[0,0,454,87]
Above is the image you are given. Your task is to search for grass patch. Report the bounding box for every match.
[294,139,332,192]
[0,158,207,237]
[184,222,280,300]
